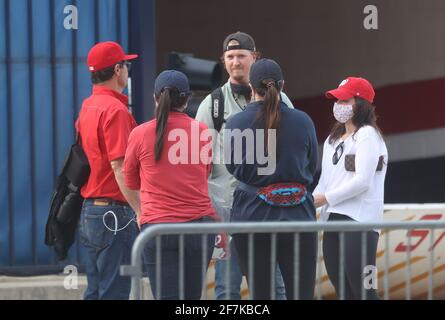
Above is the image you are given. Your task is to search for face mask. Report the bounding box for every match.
[333,102,354,123]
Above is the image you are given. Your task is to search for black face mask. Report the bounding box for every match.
[230,82,252,102]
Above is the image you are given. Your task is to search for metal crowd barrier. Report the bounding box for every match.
[121,219,445,300]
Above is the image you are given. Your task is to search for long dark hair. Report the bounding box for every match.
[254,79,282,151]
[154,88,188,161]
[329,97,383,144]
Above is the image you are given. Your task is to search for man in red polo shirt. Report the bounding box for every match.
[76,41,140,300]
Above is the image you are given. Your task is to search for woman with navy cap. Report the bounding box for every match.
[313,77,388,300]
[225,59,319,299]
[123,70,217,300]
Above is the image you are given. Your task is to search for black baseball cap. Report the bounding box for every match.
[249,59,283,89]
[222,31,256,52]
[154,70,192,97]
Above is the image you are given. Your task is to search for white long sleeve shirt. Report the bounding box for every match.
[313,125,388,223]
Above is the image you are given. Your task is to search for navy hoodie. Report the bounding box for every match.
[225,101,318,222]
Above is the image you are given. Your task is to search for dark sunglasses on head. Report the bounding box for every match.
[332,141,344,165]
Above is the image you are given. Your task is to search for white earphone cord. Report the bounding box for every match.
[102,210,136,235]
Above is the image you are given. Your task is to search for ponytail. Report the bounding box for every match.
[255,79,281,151]
[154,88,189,161]
[155,90,171,161]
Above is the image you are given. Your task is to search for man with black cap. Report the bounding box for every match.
[196,32,292,300]
[76,41,140,300]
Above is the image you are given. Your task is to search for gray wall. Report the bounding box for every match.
[156,0,445,98]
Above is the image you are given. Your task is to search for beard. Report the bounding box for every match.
[230,71,247,83]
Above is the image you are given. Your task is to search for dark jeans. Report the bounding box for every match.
[79,200,139,300]
[214,241,287,300]
[323,213,380,300]
[233,232,317,300]
[142,217,216,300]
[214,241,243,300]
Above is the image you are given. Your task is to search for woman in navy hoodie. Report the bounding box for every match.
[225,59,318,299]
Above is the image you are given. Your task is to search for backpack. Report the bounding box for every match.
[211,87,225,132]
[213,86,276,131]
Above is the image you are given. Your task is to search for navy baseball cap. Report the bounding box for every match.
[223,31,256,52]
[249,59,283,89]
[154,70,191,97]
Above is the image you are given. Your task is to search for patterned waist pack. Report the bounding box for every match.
[240,182,307,207]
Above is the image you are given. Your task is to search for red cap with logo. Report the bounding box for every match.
[325,77,375,103]
[87,41,138,73]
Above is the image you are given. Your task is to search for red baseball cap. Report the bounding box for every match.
[325,77,375,103]
[87,41,138,72]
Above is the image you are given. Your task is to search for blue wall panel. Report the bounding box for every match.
[119,0,129,50]
[32,0,55,264]
[0,0,153,274]
[129,0,156,122]
[98,0,118,42]
[0,0,10,265]
[54,0,75,176]
[10,0,33,265]
[76,0,97,115]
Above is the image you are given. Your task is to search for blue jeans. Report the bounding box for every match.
[142,217,216,300]
[215,240,286,300]
[79,200,139,300]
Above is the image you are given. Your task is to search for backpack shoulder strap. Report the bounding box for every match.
[211,87,225,132]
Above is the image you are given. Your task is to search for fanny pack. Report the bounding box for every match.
[239,182,307,207]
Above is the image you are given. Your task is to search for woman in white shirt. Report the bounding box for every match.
[313,77,388,300]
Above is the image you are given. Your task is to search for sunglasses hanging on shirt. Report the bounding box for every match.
[332,141,344,165]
